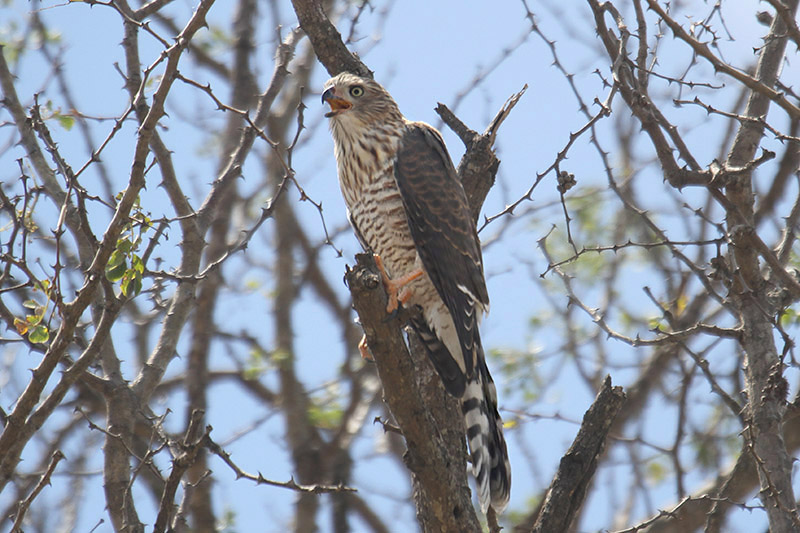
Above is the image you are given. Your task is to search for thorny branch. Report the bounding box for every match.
[205,435,355,494]
[3,0,800,531]
[10,450,65,533]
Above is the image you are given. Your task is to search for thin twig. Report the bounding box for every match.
[10,450,65,533]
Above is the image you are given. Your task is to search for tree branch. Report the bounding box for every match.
[530,376,626,533]
[344,254,481,532]
[10,450,65,533]
[290,0,372,77]
[436,84,527,223]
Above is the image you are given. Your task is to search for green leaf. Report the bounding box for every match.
[105,250,127,281]
[647,316,664,330]
[780,307,800,327]
[56,114,75,131]
[109,248,126,267]
[22,299,40,309]
[120,269,142,297]
[116,238,133,254]
[270,348,291,366]
[243,348,267,379]
[28,325,49,344]
[307,404,343,430]
[131,254,144,273]
[242,365,263,380]
[646,460,667,484]
[130,274,142,296]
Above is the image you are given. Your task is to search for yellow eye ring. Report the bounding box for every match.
[350,86,365,97]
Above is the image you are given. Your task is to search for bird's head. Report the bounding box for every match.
[322,73,402,127]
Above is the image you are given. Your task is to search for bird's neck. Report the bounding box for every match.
[332,119,405,191]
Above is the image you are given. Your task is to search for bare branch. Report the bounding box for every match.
[646,0,800,121]
[290,0,372,77]
[531,377,625,533]
[10,450,65,533]
[204,434,355,494]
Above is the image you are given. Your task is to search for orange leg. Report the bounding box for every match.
[358,334,374,361]
[373,254,423,313]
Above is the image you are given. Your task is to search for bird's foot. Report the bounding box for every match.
[358,334,374,361]
[372,254,423,314]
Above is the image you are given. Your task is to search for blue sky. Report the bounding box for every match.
[1,0,794,531]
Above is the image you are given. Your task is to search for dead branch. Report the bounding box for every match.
[530,376,626,533]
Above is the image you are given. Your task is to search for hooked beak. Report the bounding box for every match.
[322,86,352,118]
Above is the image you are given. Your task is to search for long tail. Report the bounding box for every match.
[411,317,511,512]
[461,359,511,513]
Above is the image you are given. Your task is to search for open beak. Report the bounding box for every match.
[322,87,352,117]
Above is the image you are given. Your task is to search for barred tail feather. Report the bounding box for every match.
[462,367,511,513]
[411,317,510,512]
[410,316,466,397]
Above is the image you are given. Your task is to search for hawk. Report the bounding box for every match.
[322,72,510,513]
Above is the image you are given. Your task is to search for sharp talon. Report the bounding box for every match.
[372,253,423,315]
[382,307,400,322]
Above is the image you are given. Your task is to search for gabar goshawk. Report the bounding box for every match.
[322,72,510,513]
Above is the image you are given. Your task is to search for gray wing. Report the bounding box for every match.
[393,122,489,381]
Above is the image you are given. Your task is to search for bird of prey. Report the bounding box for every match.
[322,72,510,513]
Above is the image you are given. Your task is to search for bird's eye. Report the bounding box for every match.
[350,86,365,97]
